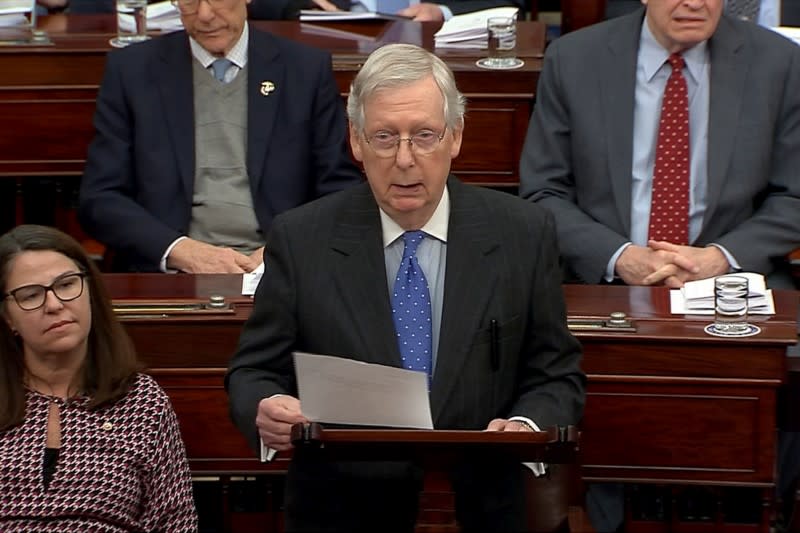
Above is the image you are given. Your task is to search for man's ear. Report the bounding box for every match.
[349,124,364,163]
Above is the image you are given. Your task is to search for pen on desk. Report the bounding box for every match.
[490,319,499,371]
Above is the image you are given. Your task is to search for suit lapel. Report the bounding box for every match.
[602,11,643,236]
[701,17,746,242]
[430,179,500,424]
[155,33,195,202]
[246,30,284,193]
[329,186,402,367]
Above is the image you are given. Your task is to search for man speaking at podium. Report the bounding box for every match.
[226,44,585,533]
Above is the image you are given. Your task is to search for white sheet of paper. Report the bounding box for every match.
[293,351,433,429]
[241,262,264,296]
[669,289,776,315]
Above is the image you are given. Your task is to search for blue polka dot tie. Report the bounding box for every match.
[391,231,433,386]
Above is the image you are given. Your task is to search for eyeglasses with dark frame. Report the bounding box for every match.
[170,0,230,15]
[364,126,448,158]
[3,272,88,311]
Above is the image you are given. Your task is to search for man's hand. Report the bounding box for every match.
[615,244,699,288]
[397,3,444,21]
[256,395,309,452]
[485,418,534,432]
[167,238,261,273]
[643,241,730,285]
[310,0,340,10]
[249,246,266,266]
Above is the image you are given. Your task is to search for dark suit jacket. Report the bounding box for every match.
[520,10,800,285]
[225,177,584,529]
[78,28,362,271]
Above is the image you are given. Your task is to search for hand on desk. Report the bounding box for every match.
[615,241,729,288]
[257,395,309,452]
[309,0,340,10]
[486,418,535,432]
[398,3,445,21]
[643,240,730,286]
[167,238,261,273]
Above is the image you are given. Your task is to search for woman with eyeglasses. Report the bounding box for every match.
[0,225,198,532]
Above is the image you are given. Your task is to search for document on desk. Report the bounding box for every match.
[293,351,433,429]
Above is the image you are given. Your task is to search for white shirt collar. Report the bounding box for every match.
[189,21,249,69]
[639,17,708,85]
[380,186,450,247]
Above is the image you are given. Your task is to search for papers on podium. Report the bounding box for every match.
[118,0,183,33]
[434,6,518,49]
[669,272,776,315]
[293,351,433,429]
[299,9,410,21]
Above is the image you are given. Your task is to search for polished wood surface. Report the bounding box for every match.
[104,274,798,489]
[0,16,544,186]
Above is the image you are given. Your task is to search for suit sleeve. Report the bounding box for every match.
[308,52,364,197]
[78,50,183,268]
[510,209,586,428]
[225,216,299,452]
[519,40,629,283]
[713,44,800,274]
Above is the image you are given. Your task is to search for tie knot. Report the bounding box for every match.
[667,53,685,72]
[210,58,233,82]
[401,230,426,259]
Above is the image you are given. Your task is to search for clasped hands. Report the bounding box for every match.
[257,396,534,452]
[615,240,730,288]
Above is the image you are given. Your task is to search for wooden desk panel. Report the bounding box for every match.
[0,17,544,185]
[105,274,798,488]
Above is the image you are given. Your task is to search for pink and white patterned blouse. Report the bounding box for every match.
[0,373,198,532]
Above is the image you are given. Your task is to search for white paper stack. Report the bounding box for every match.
[669,272,776,315]
[119,0,183,33]
[0,0,33,27]
[434,6,518,49]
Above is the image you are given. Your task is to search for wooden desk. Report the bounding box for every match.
[104,274,798,490]
[0,17,544,187]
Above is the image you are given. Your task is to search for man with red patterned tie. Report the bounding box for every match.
[519,0,800,529]
[519,0,800,290]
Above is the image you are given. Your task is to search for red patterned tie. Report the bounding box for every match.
[648,53,690,245]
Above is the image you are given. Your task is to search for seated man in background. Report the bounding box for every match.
[520,0,800,527]
[78,0,362,272]
[225,43,585,533]
[605,0,800,26]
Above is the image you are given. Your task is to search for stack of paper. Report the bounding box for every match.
[0,0,33,27]
[434,6,518,49]
[119,0,183,33]
[669,272,776,315]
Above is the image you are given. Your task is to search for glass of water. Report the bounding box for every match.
[476,16,524,70]
[110,0,150,48]
[712,275,750,335]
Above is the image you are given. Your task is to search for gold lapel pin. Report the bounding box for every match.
[260,81,276,97]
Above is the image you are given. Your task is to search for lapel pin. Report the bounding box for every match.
[260,81,276,96]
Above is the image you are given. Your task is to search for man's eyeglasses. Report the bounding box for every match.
[364,127,447,158]
[3,272,88,311]
[171,0,229,14]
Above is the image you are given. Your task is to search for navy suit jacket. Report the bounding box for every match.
[78,28,362,271]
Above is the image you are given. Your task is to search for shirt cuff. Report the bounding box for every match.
[160,236,187,273]
[606,242,632,282]
[508,416,546,477]
[438,4,453,20]
[707,243,740,272]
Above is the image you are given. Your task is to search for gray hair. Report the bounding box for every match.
[347,43,466,132]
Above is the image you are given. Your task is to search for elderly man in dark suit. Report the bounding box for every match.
[225,43,585,533]
[78,0,361,273]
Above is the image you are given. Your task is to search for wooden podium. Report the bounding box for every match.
[290,423,582,533]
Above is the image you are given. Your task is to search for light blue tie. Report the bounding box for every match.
[210,58,233,83]
[391,231,433,386]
